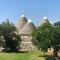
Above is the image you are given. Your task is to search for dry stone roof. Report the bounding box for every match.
[40,16,49,25]
[16,14,27,31]
[20,19,36,35]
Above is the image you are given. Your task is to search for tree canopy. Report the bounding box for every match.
[32,22,60,52]
[0,20,21,52]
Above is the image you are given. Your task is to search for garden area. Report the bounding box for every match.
[0,19,60,60]
[0,50,45,60]
[0,50,59,60]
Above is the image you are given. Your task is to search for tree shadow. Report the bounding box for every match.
[45,56,58,60]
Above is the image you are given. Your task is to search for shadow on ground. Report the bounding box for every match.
[45,56,60,60]
[38,55,60,60]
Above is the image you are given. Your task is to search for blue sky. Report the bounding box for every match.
[0,0,60,25]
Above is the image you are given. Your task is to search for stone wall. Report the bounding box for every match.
[20,36,37,51]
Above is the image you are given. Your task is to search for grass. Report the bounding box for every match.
[0,50,46,60]
[0,50,58,60]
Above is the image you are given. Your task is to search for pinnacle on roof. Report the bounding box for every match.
[16,13,27,31]
[21,14,25,17]
[28,19,32,22]
[21,12,25,17]
[43,16,47,19]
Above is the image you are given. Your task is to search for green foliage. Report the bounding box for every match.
[32,22,60,51]
[0,20,21,51]
[54,21,60,50]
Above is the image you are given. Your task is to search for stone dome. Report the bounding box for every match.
[16,14,27,31]
[40,16,49,25]
[20,19,36,35]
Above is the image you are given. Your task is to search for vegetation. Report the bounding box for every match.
[0,20,60,60]
[32,21,60,52]
[0,19,21,51]
[0,51,58,60]
[0,51,46,60]
[54,21,60,51]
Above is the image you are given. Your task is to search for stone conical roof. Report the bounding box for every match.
[16,14,27,31]
[43,17,49,23]
[40,16,49,25]
[20,19,36,35]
